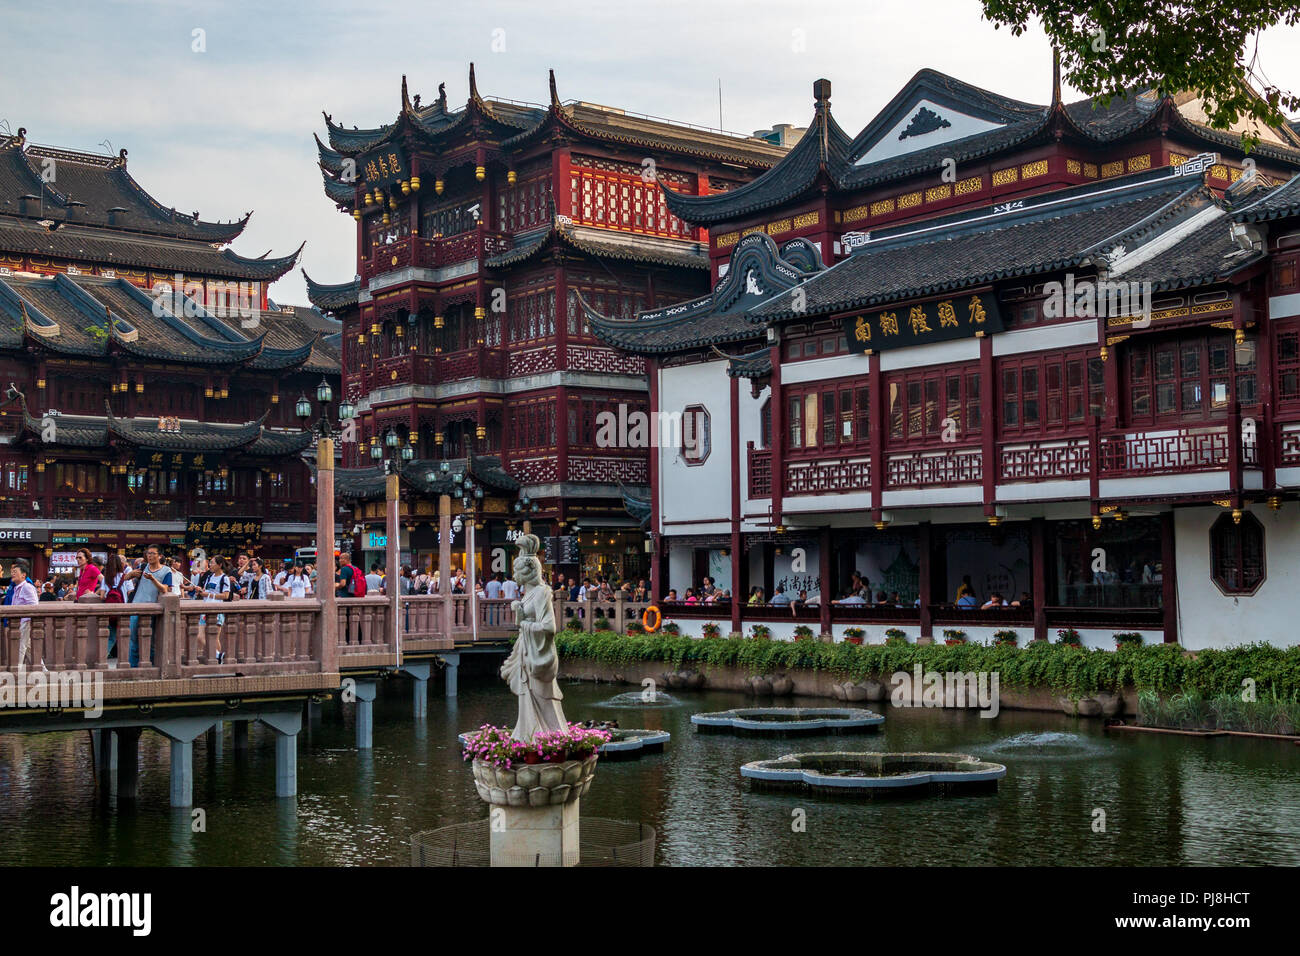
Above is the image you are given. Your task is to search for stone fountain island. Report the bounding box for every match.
[692,707,884,737]
[742,751,1007,798]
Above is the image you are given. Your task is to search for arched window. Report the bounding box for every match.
[1210,511,1265,595]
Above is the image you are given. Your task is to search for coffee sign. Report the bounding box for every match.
[0,527,50,543]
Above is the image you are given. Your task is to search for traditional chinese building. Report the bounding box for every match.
[0,129,340,577]
[588,70,1300,650]
[308,66,788,581]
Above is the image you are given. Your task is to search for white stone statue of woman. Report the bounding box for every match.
[500,533,567,742]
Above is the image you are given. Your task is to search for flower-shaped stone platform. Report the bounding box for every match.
[471,755,598,807]
[741,751,1006,796]
[691,707,883,736]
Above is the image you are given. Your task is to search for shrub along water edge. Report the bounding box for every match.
[555,631,1300,700]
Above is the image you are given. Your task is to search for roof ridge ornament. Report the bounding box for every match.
[549,69,561,110]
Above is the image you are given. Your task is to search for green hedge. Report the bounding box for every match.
[555,631,1300,698]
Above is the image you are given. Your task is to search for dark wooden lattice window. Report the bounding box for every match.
[1277,327,1300,402]
[1210,512,1265,595]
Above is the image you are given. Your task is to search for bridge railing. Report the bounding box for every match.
[0,600,162,677]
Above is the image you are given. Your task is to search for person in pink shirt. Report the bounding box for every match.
[73,548,102,600]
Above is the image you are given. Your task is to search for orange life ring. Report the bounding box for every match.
[642,605,662,633]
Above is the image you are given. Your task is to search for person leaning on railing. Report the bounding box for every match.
[9,558,39,668]
[124,544,173,668]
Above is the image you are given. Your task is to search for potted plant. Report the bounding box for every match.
[993,629,1019,647]
[593,614,610,631]
[1114,631,1143,649]
[750,623,772,640]
[626,620,645,634]
[844,626,865,645]
[564,616,583,632]
[793,624,815,641]
[884,628,907,646]
[662,622,681,636]
[942,629,968,645]
[533,729,570,763]
[1056,627,1083,648]
[567,724,612,759]
[702,621,722,638]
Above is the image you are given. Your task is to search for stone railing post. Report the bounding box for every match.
[317,436,339,675]
[439,494,453,642]
[614,591,625,634]
[160,592,182,680]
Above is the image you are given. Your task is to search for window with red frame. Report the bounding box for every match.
[1275,325,1300,402]
[1127,333,1255,423]
[784,380,869,453]
[886,368,980,443]
[1000,352,1105,433]
[1273,254,1297,293]
[1210,511,1265,594]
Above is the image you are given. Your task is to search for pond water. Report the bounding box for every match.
[1,677,1297,866]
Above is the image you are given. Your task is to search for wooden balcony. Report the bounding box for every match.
[359,229,512,283]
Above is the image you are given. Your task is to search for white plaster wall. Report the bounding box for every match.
[666,545,692,597]
[658,359,732,525]
[1174,505,1300,649]
[855,100,1004,165]
[738,375,767,515]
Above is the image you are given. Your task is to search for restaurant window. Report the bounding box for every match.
[785,380,869,452]
[1127,333,1253,423]
[1277,326,1300,402]
[1210,512,1265,595]
[1274,255,1297,293]
[1002,352,1104,433]
[888,368,980,443]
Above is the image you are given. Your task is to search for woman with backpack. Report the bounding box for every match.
[197,555,232,664]
[100,552,128,660]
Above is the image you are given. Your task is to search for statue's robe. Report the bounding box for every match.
[501,581,567,742]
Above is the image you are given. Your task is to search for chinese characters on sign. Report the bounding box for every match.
[841,291,1003,354]
[360,147,408,190]
[185,517,263,550]
[134,450,214,471]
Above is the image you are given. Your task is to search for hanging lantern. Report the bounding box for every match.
[1099,345,1109,362]
[381,213,390,225]
[434,179,444,195]
[400,180,411,196]
[1268,496,1282,511]
[37,378,46,389]
[434,431,444,445]
[507,170,517,186]
[1231,507,1244,524]
[410,176,421,192]
[352,208,362,221]
[35,461,44,473]
[387,197,397,210]
[434,314,445,329]
[270,392,279,404]
[135,381,144,394]
[987,515,1001,527]
[474,306,486,321]
[1092,515,1102,529]
[475,165,486,182]
[316,377,333,404]
[475,424,486,440]
[204,385,214,398]
[396,324,405,338]
[357,332,365,345]
[371,322,381,335]
[364,191,374,206]
[339,398,356,420]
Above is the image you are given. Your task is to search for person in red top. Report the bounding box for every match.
[73,548,102,600]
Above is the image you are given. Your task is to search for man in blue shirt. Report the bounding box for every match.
[126,544,173,667]
[770,586,791,606]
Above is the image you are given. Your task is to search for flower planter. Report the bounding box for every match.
[844,637,864,646]
[944,639,965,646]
[524,751,542,765]
[471,755,598,807]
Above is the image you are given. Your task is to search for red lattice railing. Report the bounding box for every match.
[748,446,772,498]
[998,438,1091,482]
[1097,428,1231,476]
[784,454,871,495]
[885,447,982,488]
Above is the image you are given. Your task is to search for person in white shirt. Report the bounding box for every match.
[280,564,312,598]
[365,563,384,596]
[273,560,292,592]
[501,576,520,600]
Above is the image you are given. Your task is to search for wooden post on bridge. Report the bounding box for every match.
[439,494,453,641]
[387,471,401,664]
[466,518,478,642]
[317,436,339,675]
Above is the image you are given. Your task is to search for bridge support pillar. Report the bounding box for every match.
[169,739,194,808]
[154,716,219,808]
[402,662,432,720]
[441,652,461,698]
[207,721,224,759]
[353,679,379,750]
[117,727,140,801]
[260,711,303,798]
[233,720,249,753]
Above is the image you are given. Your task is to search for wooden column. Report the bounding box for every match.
[1030,516,1047,642]
[818,525,832,636]
[1160,510,1178,645]
[868,351,884,521]
[770,343,785,526]
[317,437,338,674]
[918,521,933,641]
[648,358,663,602]
[979,334,996,517]
[729,374,742,635]
[466,519,478,641]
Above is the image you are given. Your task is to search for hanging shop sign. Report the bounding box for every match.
[0,527,50,543]
[184,517,263,551]
[842,291,1004,354]
[359,145,409,192]
[135,450,222,472]
[544,535,580,565]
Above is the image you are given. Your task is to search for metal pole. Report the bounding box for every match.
[467,518,478,643]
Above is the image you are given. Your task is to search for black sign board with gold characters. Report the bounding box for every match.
[842,292,1004,354]
[135,450,218,472]
[359,146,408,191]
[185,517,263,551]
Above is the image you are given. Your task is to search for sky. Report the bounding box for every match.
[2,0,1299,305]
